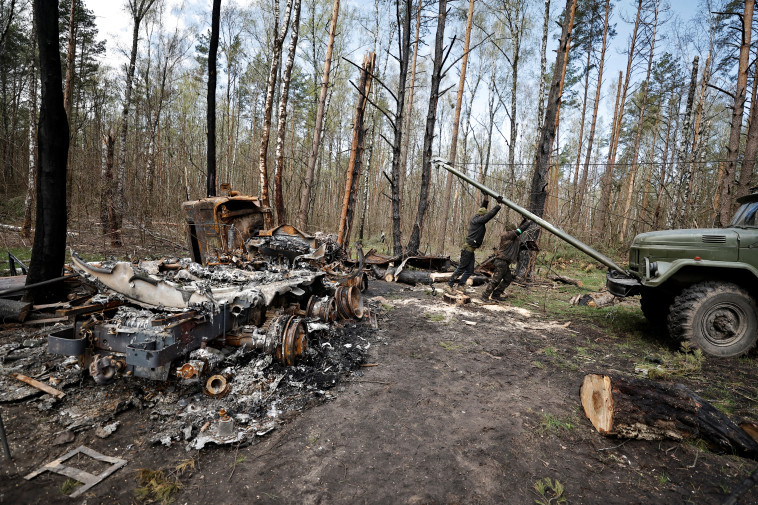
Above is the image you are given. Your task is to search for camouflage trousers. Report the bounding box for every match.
[483,258,513,297]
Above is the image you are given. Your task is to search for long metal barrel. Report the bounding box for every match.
[432,157,627,274]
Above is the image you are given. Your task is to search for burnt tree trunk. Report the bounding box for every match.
[407,0,448,256]
[440,0,472,253]
[581,374,758,460]
[516,0,576,280]
[337,52,375,247]
[390,0,412,257]
[297,0,339,230]
[207,0,221,197]
[26,0,69,304]
[63,0,75,118]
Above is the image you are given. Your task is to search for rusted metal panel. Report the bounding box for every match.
[183,195,269,265]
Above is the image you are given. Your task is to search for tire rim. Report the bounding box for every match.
[699,301,748,347]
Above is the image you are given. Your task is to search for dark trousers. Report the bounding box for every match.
[484,258,513,296]
[449,248,475,287]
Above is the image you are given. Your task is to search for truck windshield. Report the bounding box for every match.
[730,201,758,227]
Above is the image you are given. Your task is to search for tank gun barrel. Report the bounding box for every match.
[432,157,628,275]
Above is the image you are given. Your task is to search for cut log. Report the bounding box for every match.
[0,299,32,323]
[581,374,758,460]
[443,292,470,305]
[428,272,488,286]
[549,274,583,287]
[570,292,616,308]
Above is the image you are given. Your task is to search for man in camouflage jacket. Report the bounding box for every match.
[482,219,532,300]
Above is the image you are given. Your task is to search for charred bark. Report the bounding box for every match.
[26,0,70,304]
[297,0,339,230]
[338,52,375,247]
[207,0,221,197]
[516,0,576,279]
[407,0,448,256]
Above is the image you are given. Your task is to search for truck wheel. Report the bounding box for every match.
[667,281,758,357]
[640,287,673,327]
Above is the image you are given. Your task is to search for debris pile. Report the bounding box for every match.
[1,193,381,450]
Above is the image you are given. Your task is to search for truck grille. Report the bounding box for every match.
[701,235,726,244]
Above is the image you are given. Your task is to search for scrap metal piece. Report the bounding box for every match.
[306,295,337,322]
[24,445,127,498]
[88,355,125,385]
[183,194,268,266]
[205,374,231,397]
[335,286,364,320]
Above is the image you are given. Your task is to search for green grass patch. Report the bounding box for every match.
[425,312,446,322]
[439,341,463,351]
[538,413,576,435]
[635,349,705,380]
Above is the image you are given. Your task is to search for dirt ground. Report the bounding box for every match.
[1,275,758,504]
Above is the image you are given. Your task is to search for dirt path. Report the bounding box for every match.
[2,281,757,504]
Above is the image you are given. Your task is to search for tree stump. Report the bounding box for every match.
[580,373,758,460]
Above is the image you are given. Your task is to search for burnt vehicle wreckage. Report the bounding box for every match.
[47,193,369,386]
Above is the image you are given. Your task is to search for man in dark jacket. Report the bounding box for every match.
[447,198,501,294]
[482,218,532,300]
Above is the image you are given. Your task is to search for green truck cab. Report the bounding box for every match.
[607,193,758,357]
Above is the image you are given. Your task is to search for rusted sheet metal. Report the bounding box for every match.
[183,195,269,265]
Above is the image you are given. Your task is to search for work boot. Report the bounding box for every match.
[490,292,505,301]
[444,284,456,295]
[457,285,469,295]
[482,288,493,300]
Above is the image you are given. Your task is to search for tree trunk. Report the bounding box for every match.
[63,0,75,118]
[337,52,375,246]
[297,0,339,230]
[440,0,474,253]
[274,0,302,225]
[399,0,422,207]
[677,55,699,228]
[406,0,448,256]
[581,374,758,460]
[719,0,754,226]
[571,37,591,221]
[114,0,156,247]
[536,0,550,136]
[207,0,221,197]
[22,16,37,239]
[390,0,412,257]
[576,0,610,229]
[26,0,69,304]
[516,0,575,279]
[597,0,642,235]
[619,0,658,243]
[258,0,294,229]
[737,54,758,203]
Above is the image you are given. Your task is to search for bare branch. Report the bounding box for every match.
[343,56,398,104]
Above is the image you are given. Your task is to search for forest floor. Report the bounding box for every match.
[0,226,758,504]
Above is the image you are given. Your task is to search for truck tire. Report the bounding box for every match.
[640,287,673,327]
[667,281,758,357]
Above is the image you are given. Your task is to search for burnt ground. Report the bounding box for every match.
[1,278,758,504]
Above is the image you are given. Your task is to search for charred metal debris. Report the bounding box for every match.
[1,194,381,449]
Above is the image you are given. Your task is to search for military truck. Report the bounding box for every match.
[433,158,758,358]
[606,193,758,357]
